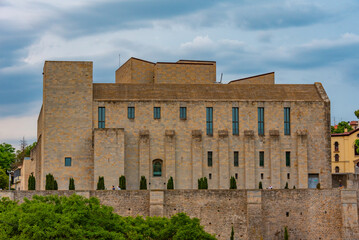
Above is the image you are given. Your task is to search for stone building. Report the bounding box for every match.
[29,57,331,190]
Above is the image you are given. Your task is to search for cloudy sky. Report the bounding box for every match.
[0,0,358,148]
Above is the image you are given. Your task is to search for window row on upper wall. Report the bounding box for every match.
[97,106,291,135]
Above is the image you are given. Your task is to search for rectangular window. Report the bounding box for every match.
[235,173,238,179]
[258,107,264,135]
[207,151,213,167]
[234,151,239,167]
[65,157,72,167]
[287,173,290,179]
[286,151,291,167]
[128,107,135,119]
[261,173,264,180]
[154,107,161,119]
[206,107,213,135]
[259,151,264,167]
[232,107,239,135]
[284,107,290,135]
[98,107,105,128]
[209,173,212,179]
[180,107,187,120]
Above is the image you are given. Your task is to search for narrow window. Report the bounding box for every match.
[286,151,291,167]
[154,107,161,119]
[261,173,264,180]
[235,173,238,179]
[287,173,290,179]
[209,173,212,179]
[180,107,187,120]
[234,151,239,167]
[65,157,72,167]
[259,151,264,167]
[153,160,162,177]
[284,107,290,135]
[98,107,105,128]
[206,107,213,135]
[232,107,239,135]
[258,107,264,135]
[207,151,213,167]
[335,154,339,162]
[334,142,339,152]
[128,107,135,119]
[335,166,340,173]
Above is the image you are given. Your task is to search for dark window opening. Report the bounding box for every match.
[261,173,264,180]
[153,160,162,177]
[207,151,213,167]
[98,107,105,128]
[206,107,213,135]
[234,151,239,167]
[334,142,339,152]
[154,107,161,119]
[335,154,339,162]
[232,107,239,135]
[180,107,187,120]
[286,151,291,167]
[65,157,72,167]
[259,151,264,167]
[287,173,290,179]
[284,107,290,135]
[128,107,135,119]
[335,166,340,173]
[235,173,238,179]
[209,173,212,179]
[258,107,264,135]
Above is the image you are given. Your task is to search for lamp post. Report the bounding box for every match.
[7,170,13,190]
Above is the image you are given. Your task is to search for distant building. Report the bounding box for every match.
[27,57,331,190]
[332,128,359,173]
[12,157,35,190]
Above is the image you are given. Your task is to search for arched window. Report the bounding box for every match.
[335,166,340,173]
[153,160,162,177]
[335,154,339,162]
[334,142,339,152]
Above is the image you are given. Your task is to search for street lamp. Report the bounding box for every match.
[7,170,13,190]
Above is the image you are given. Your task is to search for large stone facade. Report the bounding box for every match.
[29,57,331,190]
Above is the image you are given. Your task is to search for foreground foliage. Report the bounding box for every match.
[0,194,216,240]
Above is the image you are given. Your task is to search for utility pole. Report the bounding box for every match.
[7,170,13,190]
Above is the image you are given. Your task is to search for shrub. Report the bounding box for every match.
[230,226,234,240]
[69,177,75,190]
[230,176,237,189]
[293,185,296,189]
[54,180,58,190]
[259,181,263,189]
[97,176,105,190]
[167,176,174,189]
[198,177,208,189]
[45,173,57,190]
[285,182,289,189]
[28,173,36,190]
[284,226,289,240]
[140,176,147,190]
[119,175,126,190]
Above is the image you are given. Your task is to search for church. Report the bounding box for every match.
[28,57,331,190]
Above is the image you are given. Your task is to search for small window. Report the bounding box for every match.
[334,142,339,152]
[258,107,264,135]
[259,151,264,167]
[209,173,212,179]
[154,107,161,119]
[287,173,290,179]
[335,154,339,162]
[286,152,291,167]
[207,151,213,167]
[284,107,290,135]
[235,173,238,179]
[128,107,135,119]
[98,107,105,128]
[234,151,239,167]
[206,107,213,135]
[232,107,239,135]
[65,157,72,167]
[261,173,264,180]
[180,107,187,120]
[153,160,162,177]
[335,166,340,173]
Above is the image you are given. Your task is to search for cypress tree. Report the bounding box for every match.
[316,183,321,189]
[284,226,289,240]
[140,176,147,190]
[285,182,289,189]
[259,181,263,189]
[293,185,296,189]
[69,177,75,190]
[119,175,126,190]
[230,176,237,189]
[230,226,234,240]
[198,178,202,189]
[28,173,36,190]
[54,180,58,190]
[45,173,55,190]
[203,177,208,189]
[167,176,174,189]
[97,176,105,190]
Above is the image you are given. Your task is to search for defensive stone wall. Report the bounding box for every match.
[1,189,358,240]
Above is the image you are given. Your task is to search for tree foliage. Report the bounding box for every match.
[355,139,359,154]
[259,181,263,189]
[230,226,234,240]
[0,143,16,171]
[167,176,174,189]
[119,175,126,190]
[15,140,36,163]
[97,176,105,190]
[355,110,359,119]
[0,168,9,190]
[28,173,36,190]
[284,182,289,189]
[0,194,216,240]
[69,178,75,190]
[331,121,353,133]
[140,176,147,190]
[230,176,237,189]
[45,173,57,190]
[198,177,208,189]
[284,226,289,240]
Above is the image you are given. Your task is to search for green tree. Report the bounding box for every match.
[69,177,75,190]
[54,180,58,190]
[45,173,58,190]
[332,121,353,133]
[15,140,36,163]
[230,226,234,240]
[140,176,147,190]
[355,139,359,154]
[316,183,321,189]
[0,168,9,190]
[97,176,105,190]
[285,182,289,189]
[0,194,216,239]
[230,176,237,189]
[167,176,174,189]
[355,110,359,119]
[0,143,16,171]
[259,181,263,189]
[284,226,289,240]
[119,175,126,190]
[28,173,36,190]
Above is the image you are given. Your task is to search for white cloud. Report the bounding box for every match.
[0,114,37,144]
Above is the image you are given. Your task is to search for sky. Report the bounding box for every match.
[0,0,358,149]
